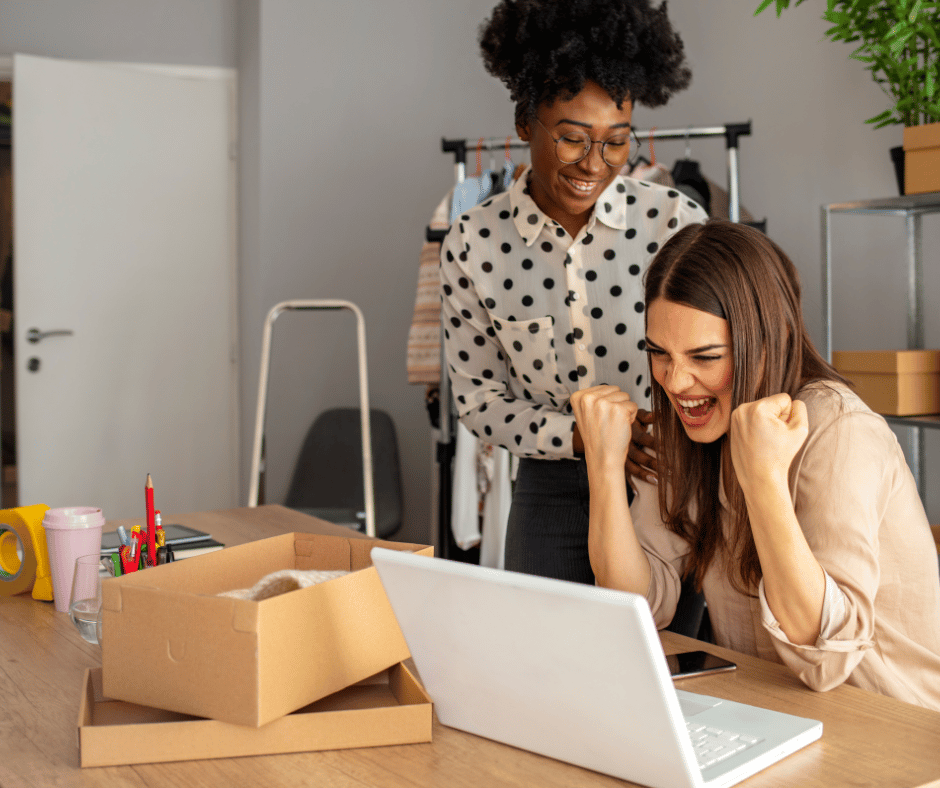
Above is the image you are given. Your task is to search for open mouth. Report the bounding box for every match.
[675,396,717,421]
[562,175,599,195]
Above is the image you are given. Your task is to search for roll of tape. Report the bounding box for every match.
[0,505,52,599]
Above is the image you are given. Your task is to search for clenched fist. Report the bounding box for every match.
[730,393,809,491]
[571,385,639,469]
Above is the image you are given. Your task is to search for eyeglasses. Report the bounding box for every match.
[534,117,638,167]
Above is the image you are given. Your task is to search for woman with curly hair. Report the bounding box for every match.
[571,220,940,710]
[440,0,707,583]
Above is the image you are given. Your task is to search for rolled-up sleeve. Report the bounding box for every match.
[630,478,688,629]
[761,407,887,690]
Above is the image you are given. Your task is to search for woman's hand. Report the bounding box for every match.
[627,409,658,485]
[570,385,638,470]
[730,393,809,492]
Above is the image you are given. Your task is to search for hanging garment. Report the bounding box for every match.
[479,442,515,569]
[449,167,505,223]
[671,158,712,215]
[406,191,451,385]
[450,420,514,568]
[625,159,673,187]
[703,176,755,223]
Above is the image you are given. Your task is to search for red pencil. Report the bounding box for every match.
[146,473,156,567]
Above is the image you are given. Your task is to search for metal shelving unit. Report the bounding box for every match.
[821,192,940,502]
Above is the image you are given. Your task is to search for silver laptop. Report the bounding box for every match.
[371,547,822,788]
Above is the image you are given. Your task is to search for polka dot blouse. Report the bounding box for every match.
[440,166,707,459]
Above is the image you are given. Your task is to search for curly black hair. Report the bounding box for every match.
[479,0,691,124]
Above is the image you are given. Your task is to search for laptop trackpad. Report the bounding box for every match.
[677,692,723,717]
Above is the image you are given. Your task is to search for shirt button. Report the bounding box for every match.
[579,344,586,351]
[570,293,579,301]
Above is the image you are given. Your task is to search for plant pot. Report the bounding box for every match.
[889,145,905,195]
[903,122,940,195]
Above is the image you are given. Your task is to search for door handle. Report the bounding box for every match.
[27,328,75,344]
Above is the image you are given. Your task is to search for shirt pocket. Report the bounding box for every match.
[490,314,568,405]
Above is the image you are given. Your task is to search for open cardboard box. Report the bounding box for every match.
[79,664,431,767]
[101,531,432,727]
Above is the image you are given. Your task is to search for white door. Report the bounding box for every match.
[13,53,238,519]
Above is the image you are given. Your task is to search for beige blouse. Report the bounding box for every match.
[632,382,940,711]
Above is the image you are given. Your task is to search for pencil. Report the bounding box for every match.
[146,473,156,567]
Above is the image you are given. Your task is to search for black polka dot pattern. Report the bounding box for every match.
[438,169,708,458]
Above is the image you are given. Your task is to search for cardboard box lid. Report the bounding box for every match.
[79,664,432,767]
[830,350,940,375]
[903,122,940,152]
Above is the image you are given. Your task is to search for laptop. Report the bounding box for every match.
[371,547,822,788]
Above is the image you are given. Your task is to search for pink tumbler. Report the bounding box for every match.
[41,507,105,612]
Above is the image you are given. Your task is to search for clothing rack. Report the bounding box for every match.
[431,121,752,561]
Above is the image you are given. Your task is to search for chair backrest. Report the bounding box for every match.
[284,408,403,539]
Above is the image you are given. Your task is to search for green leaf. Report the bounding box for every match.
[865,109,897,127]
[889,30,916,56]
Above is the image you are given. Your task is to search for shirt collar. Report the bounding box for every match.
[510,165,630,244]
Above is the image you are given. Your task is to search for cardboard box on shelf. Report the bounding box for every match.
[831,349,940,416]
[79,663,432,767]
[101,531,432,727]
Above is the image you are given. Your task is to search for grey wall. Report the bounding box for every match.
[4,0,938,541]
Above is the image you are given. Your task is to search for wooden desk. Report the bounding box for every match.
[2,505,939,787]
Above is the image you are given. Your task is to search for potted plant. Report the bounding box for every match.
[756,0,940,194]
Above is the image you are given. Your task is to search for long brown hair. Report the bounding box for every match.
[644,219,848,595]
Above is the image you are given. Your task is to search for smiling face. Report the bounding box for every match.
[517,80,633,238]
[646,298,735,443]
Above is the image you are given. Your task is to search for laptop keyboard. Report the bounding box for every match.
[686,721,762,769]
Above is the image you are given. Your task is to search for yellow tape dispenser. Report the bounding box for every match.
[0,504,53,601]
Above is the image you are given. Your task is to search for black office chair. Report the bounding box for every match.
[284,408,403,539]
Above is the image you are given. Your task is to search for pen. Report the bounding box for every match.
[110,553,122,577]
[146,474,156,568]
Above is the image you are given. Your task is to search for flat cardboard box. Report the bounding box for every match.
[904,122,940,195]
[101,531,432,727]
[831,350,940,416]
[79,664,432,767]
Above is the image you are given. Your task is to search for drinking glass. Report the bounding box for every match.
[69,554,104,645]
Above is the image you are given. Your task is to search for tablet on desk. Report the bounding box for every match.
[100,523,213,554]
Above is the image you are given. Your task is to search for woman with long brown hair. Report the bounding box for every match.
[572,219,940,710]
